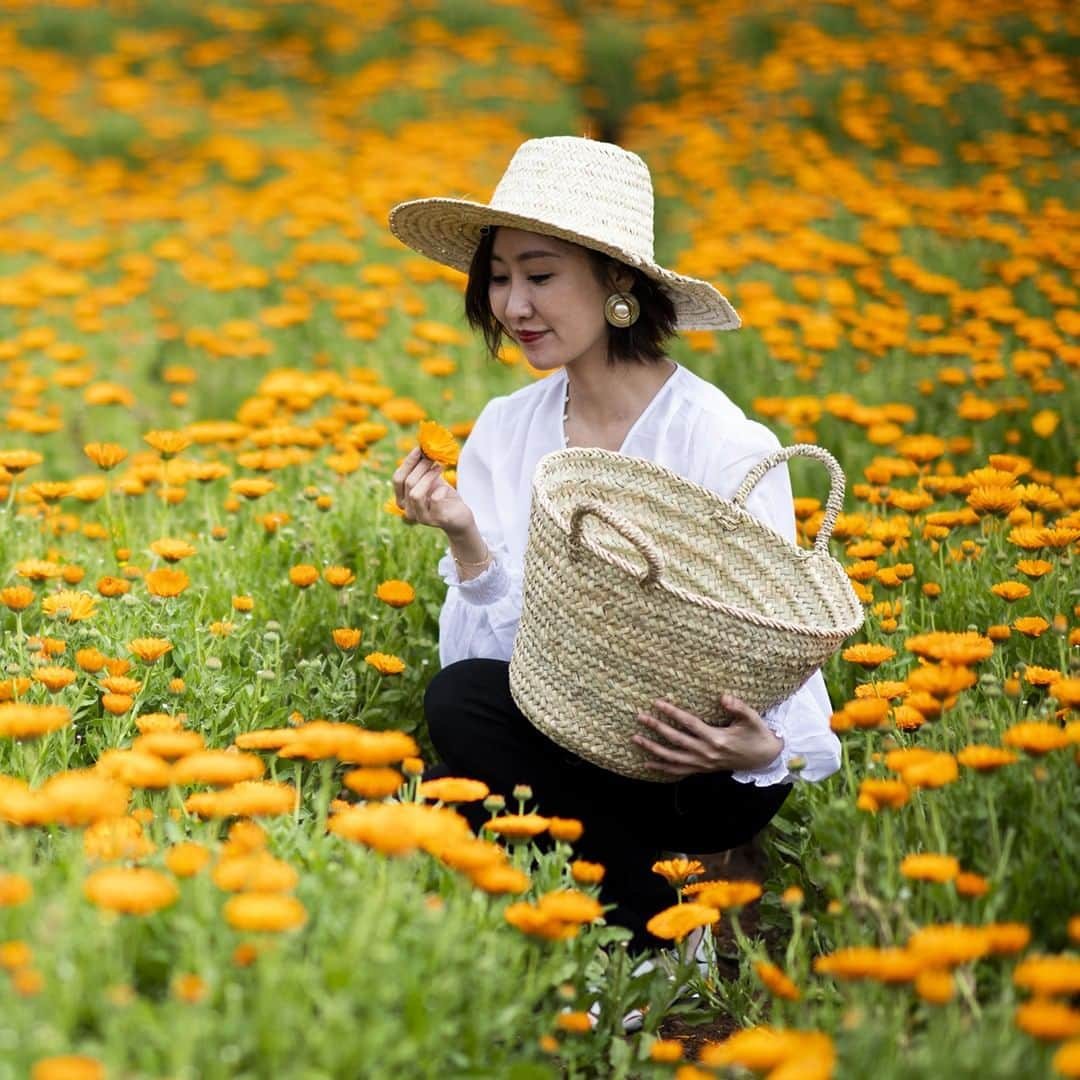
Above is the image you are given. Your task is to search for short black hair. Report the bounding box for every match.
[464,227,677,365]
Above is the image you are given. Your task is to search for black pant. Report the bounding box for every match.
[424,659,791,951]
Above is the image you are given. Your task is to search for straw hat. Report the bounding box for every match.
[388,136,740,332]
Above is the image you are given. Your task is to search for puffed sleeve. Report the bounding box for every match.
[705,431,842,786]
[436,397,524,667]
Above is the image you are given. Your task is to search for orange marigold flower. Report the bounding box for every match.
[692,880,763,910]
[418,777,490,803]
[231,478,276,499]
[755,961,801,1000]
[343,767,404,800]
[96,575,130,597]
[0,586,34,611]
[32,666,77,693]
[144,568,190,597]
[332,628,362,650]
[907,924,989,968]
[991,581,1031,601]
[649,1040,684,1063]
[1014,1000,1080,1042]
[1049,678,1080,709]
[288,564,319,588]
[84,442,128,470]
[150,538,197,562]
[165,842,211,878]
[41,590,97,622]
[485,813,550,839]
[417,420,460,466]
[83,866,178,915]
[1023,665,1063,687]
[323,565,355,588]
[1014,955,1080,997]
[1012,616,1050,638]
[915,969,955,1004]
[857,778,910,811]
[900,853,960,883]
[548,817,584,843]
[1003,721,1071,755]
[364,651,405,675]
[31,1056,105,1080]
[0,702,71,738]
[537,889,604,924]
[232,595,254,612]
[957,745,1018,771]
[571,860,606,885]
[699,1027,835,1071]
[143,429,191,457]
[469,863,532,895]
[984,922,1031,955]
[842,643,896,668]
[128,637,173,663]
[1016,559,1054,579]
[555,1011,592,1034]
[212,853,298,894]
[172,750,265,786]
[375,579,416,607]
[651,857,706,886]
[133,730,204,758]
[223,892,306,932]
[646,902,720,942]
[904,631,994,665]
[0,873,32,906]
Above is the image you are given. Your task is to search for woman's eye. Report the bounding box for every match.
[529,274,552,284]
[490,274,508,285]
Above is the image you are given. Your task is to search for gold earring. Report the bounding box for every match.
[604,292,640,328]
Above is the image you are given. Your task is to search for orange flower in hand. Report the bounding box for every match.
[417,421,460,467]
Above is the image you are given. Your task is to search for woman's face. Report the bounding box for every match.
[488,227,625,372]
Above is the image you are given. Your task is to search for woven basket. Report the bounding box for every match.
[508,445,864,781]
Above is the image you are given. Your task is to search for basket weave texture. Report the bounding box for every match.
[508,445,864,781]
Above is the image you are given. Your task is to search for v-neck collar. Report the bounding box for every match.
[557,361,682,453]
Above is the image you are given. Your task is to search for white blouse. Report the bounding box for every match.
[437,362,842,787]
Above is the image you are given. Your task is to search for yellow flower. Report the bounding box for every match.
[856,777,910,811]
[570,860,606,885]
[1014,1000,1080,1041]
[990,581,1031,601]
[375,579,416,607]
[231,478,276,499]
[364,651,405,675]
[133,731,204,758]
[212,853,299,894]
[957,745,1018,771]
[83,867,178,915]
[1014,955,1080,997]
[165,842,211,878]
[185,782,297,819]
[915,969,955,1004]
[417,420,460,466]
[536,889,604,924]
[554,1011,592,1034]
[41,590,97,622]
[223,892,307,932]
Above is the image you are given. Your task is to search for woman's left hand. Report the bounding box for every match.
[632,695,784,778]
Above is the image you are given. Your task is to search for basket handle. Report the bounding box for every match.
[568,499,664,587]
[732,444,846,554]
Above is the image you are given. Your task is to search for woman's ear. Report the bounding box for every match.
[608,265,636,294]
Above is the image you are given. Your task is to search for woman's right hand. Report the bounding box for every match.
[392,448,476,539]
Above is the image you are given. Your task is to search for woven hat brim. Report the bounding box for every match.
[388,198,741,332]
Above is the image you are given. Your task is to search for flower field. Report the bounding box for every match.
[0,1,1078,1077]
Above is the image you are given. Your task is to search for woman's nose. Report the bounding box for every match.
[505,278,533,319]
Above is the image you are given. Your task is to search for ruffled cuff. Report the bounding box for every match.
[437,543,512,606]
[731,696,799,787]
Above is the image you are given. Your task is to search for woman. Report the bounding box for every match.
[388,137,840,951]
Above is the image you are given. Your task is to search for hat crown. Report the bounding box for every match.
[487,137,656,264]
